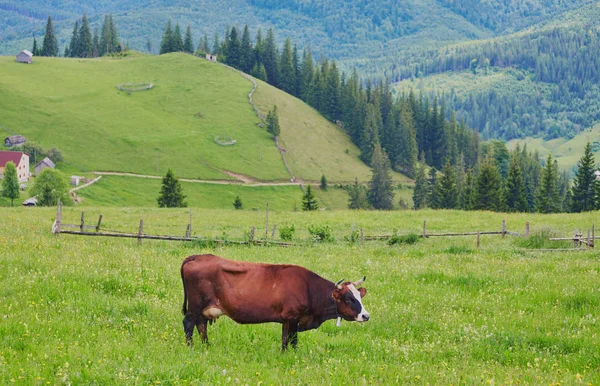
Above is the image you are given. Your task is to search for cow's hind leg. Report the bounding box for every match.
[183,313,195,346]
[196,318,209,345]
[281,320,299,351]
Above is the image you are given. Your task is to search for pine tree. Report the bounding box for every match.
[157,169,187,208]
[571,142,596,212]
[69,20,80,57]
[505,155,528,212]
[78,13,93,58]
[250,63,267,81]
[348,178,369,209]
[240,25,254,73]
[320,175,328,191]
[233,195,243,210]
[92,29,99,57]
[32,37,39,56]
[183,25,194,53]
[367,144,394,210]
[99,15,112,56]
[428,168,442,209]
[160,20,174,54]
[266,106,280,138]
[226,26,241,67]
[302,185,318,211]
[279,37,296,96]
[300,48,314,102]
[475,158,503,211]
[42,16,58,57]
[460,169,477,210]
[1,162,19,206]
[262,29,279,86]
[436,160,459,209]
[172,24,184,52]
[412,162,428,209]
[109,14,120,53]
[535,153,560,213]
[359,103,380,164]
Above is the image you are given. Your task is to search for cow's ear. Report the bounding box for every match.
[331,289,342,302]
[359,287,367,298]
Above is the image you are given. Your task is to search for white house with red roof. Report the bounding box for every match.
[0,151,30,182]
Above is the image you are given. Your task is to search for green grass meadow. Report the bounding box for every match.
[1,207,600,384]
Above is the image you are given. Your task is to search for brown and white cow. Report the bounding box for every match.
[180,254,370,350]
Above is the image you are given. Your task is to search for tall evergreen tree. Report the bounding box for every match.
[69,20,80,57]
[212,31,220,55]
[279,37,296,96]
[367,144,394,210]
[32,37,39,56]
[42,16,58,57]
[160,20,174,54]
[412,162,429,210]
[436,160,459,209]
[428,168,442,209]
[475,158,504,211]
[1,162,19,206]
[226,26,241,67]
[359,104,380,164]
[262,29,279,86]
[240,25,254,73]
[78,13,93,58]
[300,48,314,102]
[157,169,187,208]
[92,29,99,57]
[172,24,184,52]
[183,25,194,53]
[460,169,477,210]
[505,155,528,212]
[301,185,318,211]
[571,142,596,212]
[535,153,560,213]
[250,63,267,81]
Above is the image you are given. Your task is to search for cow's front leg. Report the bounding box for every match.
[281,320,299,351]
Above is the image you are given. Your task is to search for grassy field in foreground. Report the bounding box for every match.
[1,207,600,384]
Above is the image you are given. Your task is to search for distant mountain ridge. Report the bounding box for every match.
[0,0,592,74]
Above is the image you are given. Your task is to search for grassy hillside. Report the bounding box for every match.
[0,53,290,180]
[2,207,600,384]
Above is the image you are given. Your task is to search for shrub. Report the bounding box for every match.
[388,232,420,246]
[344,229,360,244]
[279,224,296,241]
[308,224,334,243]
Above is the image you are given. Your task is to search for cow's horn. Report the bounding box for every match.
[335,278,345,288]
[352,276,366,287]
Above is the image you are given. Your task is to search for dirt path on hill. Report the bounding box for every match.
[91,171,304,187]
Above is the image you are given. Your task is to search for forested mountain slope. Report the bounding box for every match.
[0,0,592,75]
[394,2,600,141]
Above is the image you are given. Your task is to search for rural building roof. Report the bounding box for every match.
[5,135,26,144]
[0,151,27,167]
[20,50,33,57]
[36,157,55,169]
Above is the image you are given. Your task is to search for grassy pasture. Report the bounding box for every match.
[1,207,600,384]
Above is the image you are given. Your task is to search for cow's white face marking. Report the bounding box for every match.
[347,284,370,322]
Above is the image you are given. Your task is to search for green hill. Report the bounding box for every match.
[0,53,374,183]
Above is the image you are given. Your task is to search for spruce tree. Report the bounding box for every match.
[475,158,503,211]
[240,25,254,73]
[173,24,184,52]
[505,155,528,212]
[1,162,19,206]
[92,29,99,57]
[69,20,80,57]
[320,175,328,190]
[348,178,368,209]
[233,195,243,210]
[109,14,120,53]
[42,16,58,57]
[367,144,394,210]
[359,103,380,164]
[460,169,476,210]
[183,25,194,53]
[32,37,39,56]
[436,160,459,209]
[571,142,596,212]
[160,20,174,54]
[266,106,281,138]
[99,15,112,56]
[262,29,279,86]
[226,26,241,67]
[412,162,429,209]
[535,153,560,213]
[78,13,93,58]
[428,168,441,209]
[250,63,267,81]
[157,169,187,208]
[301,185,318,211]
[279,37,296,96]
[300,48,314,101]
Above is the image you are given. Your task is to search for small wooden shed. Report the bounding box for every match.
[35,157,56,176]
[205,53,218,62]
[4,135,27,147]
[16,50,33,64]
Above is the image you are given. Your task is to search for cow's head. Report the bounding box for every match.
[332,277,370,322]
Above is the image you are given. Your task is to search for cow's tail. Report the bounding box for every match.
[181,255,196,315]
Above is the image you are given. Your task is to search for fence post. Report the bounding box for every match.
[138,219,144,246]
[423,221,427,238]
[587,229,591,250]
[265,203,269,240]
[502,220,506,239]
[593,224,595,249]
[525,222,530,238]
[189,209,193,236]
[360,229,364,245]
[80,212,85,233]
[96,214,103,232]
[54,199,62,236]
[249,227,256,243]
[272,225,277,239]
[185,224,191,238]
[477,231,480,249]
